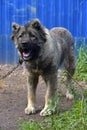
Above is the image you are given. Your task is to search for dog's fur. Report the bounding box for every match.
[11,19,75,116]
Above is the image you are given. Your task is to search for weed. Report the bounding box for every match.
[74,44,87,82]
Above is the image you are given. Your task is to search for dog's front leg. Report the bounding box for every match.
[40,72,58,116]
[25,73,38,115]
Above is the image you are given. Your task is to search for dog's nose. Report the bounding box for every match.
[21,41,28,48]
[21,41,27,44]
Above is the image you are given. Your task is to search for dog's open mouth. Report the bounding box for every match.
[22,49,31,60]
[19,43,41,61]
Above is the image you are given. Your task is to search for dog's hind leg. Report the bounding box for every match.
[64,43,75,100]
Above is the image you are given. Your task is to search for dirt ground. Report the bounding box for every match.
[0,65,87,130]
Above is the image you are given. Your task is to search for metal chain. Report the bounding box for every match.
[0,62,20,80]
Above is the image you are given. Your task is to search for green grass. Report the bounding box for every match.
[44,96,87,130]
[17,45,87,130]
[17,120,43,130]
[74,44,87,82]
[17,94,87,130]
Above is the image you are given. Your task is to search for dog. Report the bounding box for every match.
[11,19,75,116]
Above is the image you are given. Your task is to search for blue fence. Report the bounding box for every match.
[0,0,87,64]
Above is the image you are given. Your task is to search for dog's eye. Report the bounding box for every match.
[18,32,24,38]
[31,35,37,41]
[19,34,22,38]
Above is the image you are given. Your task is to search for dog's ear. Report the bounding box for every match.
[11,22,20,40]
[12,22,20,31]
[32,19,41,30]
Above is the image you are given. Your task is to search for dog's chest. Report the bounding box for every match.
[25,61,43,74]
[25,60,53,74]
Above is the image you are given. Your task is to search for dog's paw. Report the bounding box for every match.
[25,106,36,115]
[40,107,54,116]
[66,91,74,100]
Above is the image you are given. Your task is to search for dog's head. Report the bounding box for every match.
[11,19,47,61]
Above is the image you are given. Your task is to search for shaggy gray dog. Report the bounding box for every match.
[11,19,75,116]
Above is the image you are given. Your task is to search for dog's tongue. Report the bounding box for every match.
[23,52,30,57]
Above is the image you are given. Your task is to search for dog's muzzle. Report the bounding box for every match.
[20,41,32,61]
[19,41,41,61]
